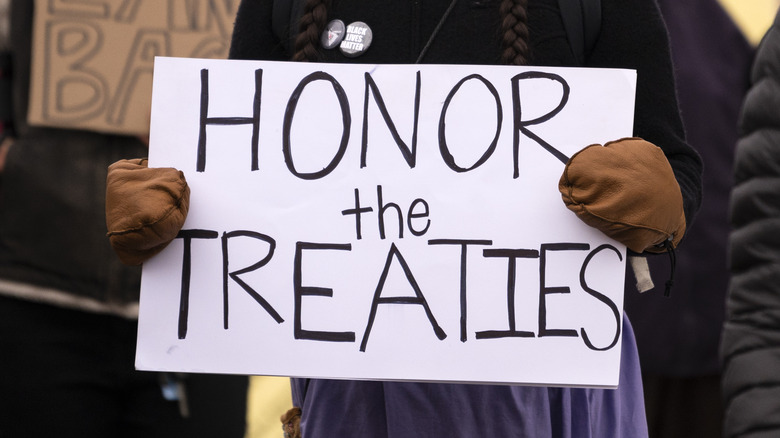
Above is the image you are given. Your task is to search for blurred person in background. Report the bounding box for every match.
[721,7,780,438]
[623,0,753,437]
[0,1,248,437]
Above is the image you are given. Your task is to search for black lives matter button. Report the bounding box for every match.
[338,21,372,58]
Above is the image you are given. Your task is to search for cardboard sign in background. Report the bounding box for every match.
[28,0,238,136]
[137,57,636,388]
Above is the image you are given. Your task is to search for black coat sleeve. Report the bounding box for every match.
[590,0,703,227]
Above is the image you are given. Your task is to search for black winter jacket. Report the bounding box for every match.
[721,9,780,438]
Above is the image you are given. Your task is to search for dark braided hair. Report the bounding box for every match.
[291,0,332,61]
[499,0,530,65]
[290,0,531,65]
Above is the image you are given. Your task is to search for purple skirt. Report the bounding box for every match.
[292,315,647,437]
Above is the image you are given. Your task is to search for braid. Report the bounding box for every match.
[499,0,530,65]
[291,0,332,62]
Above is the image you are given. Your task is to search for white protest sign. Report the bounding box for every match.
[137,57,637,388]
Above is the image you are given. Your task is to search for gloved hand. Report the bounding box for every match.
[281,407,302,438]
[105,158,190,265]
[558,137,685,254]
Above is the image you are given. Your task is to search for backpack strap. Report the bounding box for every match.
[558,0,602,65]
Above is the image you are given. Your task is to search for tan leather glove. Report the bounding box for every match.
[281,407,302,438]
[559,137,685,254]
[106,158,190,265]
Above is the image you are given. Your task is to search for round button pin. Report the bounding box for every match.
[321,19,345,49]
[339,21,372,58]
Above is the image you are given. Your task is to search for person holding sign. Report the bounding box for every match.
[106,0,703,437]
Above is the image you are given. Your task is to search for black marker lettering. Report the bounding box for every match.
[344,186,431,240]
[377,185,403,239]
[293,242,356,342]
[580,244,622,351]
[283,71,350,180]
[438,74,502,172]
[197,68,262,172]
[175,229,219,340]
[361,71,421,168]
[221,231,281,331]
[538,243,588,338]
[360,243,446,351]
[428,239,493,342]
[341,188,374,240]
[407,198,430,237]
[511,71,571,177]
[476,248,538,339]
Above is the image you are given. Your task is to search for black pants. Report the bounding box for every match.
[0,296,248,438]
